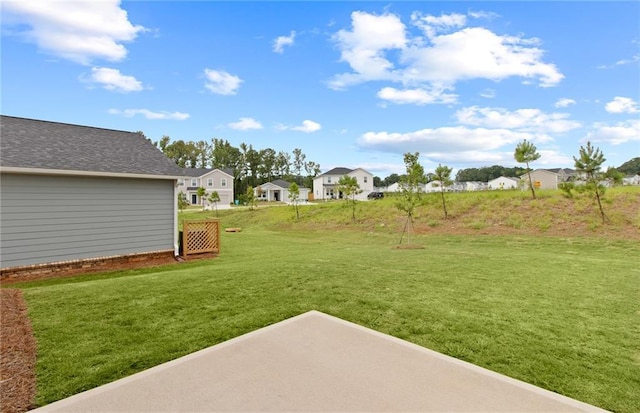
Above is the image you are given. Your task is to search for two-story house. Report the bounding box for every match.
[312,167,374,201]
[179,168,234,207]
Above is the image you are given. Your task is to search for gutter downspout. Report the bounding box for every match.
[173,180,179,257]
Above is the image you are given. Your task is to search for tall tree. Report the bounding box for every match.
[337,175,361,221]
[292,148,306,185]
[514,139,541,199]
[259,148,277,182]
[275,150,291,180]
[433,164,453,219]
[303,161,321,188]
[194,140,211,168]
[159,135,171,152]
[616,157,640,175]
[395,152,426,245]
[574,141,608,223]
[288,182,301,220]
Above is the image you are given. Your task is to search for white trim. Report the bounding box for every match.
[173,182,179,257]
[0,166,181,180]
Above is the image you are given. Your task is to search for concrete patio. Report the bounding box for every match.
[32,311,606,412]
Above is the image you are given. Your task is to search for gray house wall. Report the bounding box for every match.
[1,174,175,268]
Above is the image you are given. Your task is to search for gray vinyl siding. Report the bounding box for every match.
[1,174,175,268]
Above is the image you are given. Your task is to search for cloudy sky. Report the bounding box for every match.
[2,1,638,177]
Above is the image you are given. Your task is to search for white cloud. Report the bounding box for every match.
[329,11,407,90]
[278,120,322,133]
[228,117,263,130]
[586,119,640,145]
[85,67,143,92]
[273,31,296,53]
[455,106,581,134]
[358,126,531,155]
[292,120,321,133]
[468,10,501,20]
[402,27,561,87]
[108,108,189,120]
[555,98,576,108]
[605,96,640,114]
[329,11,563,95]
[479,88,496,98]
[597,54,639,69]
[2,0,145,64]
[204,69,242,95]
[377,86,457,105]
[411,12,467,38]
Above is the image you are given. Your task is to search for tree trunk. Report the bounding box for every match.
[440,188,448,219]
[526,162,536,199]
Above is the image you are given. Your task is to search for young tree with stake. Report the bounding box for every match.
[207,191,220,217]
[514,139,541,199]
[288,182,300,220]
[574,141,609,224]
[196,187,207,211]
[337,176,361,221]
[433,163,453,219]
[395,152,426,245]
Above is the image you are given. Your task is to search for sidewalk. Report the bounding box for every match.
[32,311,607,412]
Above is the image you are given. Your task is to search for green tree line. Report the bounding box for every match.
[156,136,321,197]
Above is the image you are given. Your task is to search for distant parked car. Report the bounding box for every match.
[367,191,384,199]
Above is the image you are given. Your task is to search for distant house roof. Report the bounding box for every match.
[546,168,576,175]
[271,179,292,188]
[0,115,183,177]
[320,167,353,176]
[489,176,520,182]
[182,167,234,178]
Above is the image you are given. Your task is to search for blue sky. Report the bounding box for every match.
[2,1,638,178]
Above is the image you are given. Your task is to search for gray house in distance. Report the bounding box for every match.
[0,115,184,273]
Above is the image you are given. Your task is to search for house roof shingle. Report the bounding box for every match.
[270,179,291,188]
[0,115,183,177]
[320,167,354,177]
[182,167,234,178]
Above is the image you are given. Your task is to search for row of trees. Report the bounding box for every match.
[388,140,614,244]
[157,137,321,196]
[373,155,636,189]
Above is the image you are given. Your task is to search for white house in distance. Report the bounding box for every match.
[312,167,374,201]
[179,168,234,206]
[488,176,520,190]
[255,180,310,202]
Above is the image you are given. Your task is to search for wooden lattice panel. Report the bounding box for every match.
[183,220,220,255]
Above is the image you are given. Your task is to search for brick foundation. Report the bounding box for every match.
[0,250,178,284]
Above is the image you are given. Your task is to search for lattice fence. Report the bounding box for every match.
[182,220,220,256]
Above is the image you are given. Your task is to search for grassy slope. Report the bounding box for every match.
[18,187,640,412]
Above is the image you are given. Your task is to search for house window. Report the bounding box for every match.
[207,178,213,187]
[221,178,227,187]
[327,177,332,183]
[191,179,197,187]
[364,176,368,183]
[178,179,184,186]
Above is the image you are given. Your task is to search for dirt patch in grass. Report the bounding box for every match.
[393,244,425,249]
[0,289,36,413]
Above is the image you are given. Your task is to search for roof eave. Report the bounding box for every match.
[0,166,182,180]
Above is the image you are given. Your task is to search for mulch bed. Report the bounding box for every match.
[1,289,37,413]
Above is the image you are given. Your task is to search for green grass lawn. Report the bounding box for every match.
[18,224,640,412]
